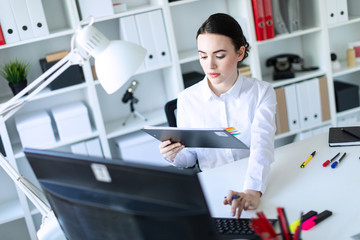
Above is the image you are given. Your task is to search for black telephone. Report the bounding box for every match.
[266,54,318,80]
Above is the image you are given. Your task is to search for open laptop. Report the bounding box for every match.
[24,148,273,240]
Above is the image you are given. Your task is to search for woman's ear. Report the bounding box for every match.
[237,46,246,61]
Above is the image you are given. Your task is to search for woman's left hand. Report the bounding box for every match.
[223,189,261,219]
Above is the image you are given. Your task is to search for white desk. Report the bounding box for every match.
[198,132,360,240]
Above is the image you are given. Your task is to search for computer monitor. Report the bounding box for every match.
[24,148,220,240]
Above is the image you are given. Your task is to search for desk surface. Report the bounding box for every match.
[198,132,360,240]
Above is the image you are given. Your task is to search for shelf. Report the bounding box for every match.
[328,15,360,29]
[0,200,24,225]
[336,106,360,118]
[332,60,360,77]
[275,120,332,140]
[13,131,99,159]
[256,27,322,45]
[106,108,166,139]
[85,4,163,24]
[31,83,88,102]
[169,0,200,7]
[0,29,75,51]
[264,69,326,88]
[0,83,88,111]
[178,49,198,64]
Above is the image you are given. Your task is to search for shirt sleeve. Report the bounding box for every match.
[243,84,277,194]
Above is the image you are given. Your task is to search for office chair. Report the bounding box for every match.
[164,98,177,127]
[164,98,200,172]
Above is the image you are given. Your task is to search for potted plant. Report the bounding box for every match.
[0,59,31,95]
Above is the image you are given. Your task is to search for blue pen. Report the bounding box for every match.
[232,195,241,199]
[331,152,346,168]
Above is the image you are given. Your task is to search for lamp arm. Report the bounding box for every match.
[0,47,88,215]
[0,48,88,121]
[0,152,50,216]
[0,45,89,238]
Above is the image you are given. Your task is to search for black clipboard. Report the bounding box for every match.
[142,126,249,149]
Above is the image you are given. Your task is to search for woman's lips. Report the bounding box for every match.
[208,73,220,78]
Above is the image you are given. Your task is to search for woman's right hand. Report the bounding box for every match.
[159,140,184,161]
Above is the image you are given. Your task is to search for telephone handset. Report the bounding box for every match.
[266,54,318,80]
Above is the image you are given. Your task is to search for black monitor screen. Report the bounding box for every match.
[24,148,220,240]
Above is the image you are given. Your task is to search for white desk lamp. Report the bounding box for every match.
[0,17,146,239]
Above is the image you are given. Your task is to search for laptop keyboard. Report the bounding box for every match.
[212,217,277,239]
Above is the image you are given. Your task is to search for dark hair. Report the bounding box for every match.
[196,13,250,62]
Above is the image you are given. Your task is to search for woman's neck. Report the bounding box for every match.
[209,71,239,97]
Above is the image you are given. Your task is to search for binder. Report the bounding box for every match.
[119,15,145,72]
[306,78,322,126]
[271,0,288,34]
[0,0,20,44]
[318,76,331,122]
[295,81,312,129]
[275,87,289,135]
[336,0,349,23]
[288,0,301,32]
[9,0,35,40]
[25,0,49,37]
[284,84,300,131]
[326,0,338,25]
[278,0,289,32]
[135,12,158,69]
[263,0,275,39]
[0,25,5,45]
[149,10,171,66]
[251,0,267,41]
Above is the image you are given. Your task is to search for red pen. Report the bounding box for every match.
[302,210,332,230]
[322,152,340,167]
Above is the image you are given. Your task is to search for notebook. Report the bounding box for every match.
[142,126,249,149]
[328,126,360,147]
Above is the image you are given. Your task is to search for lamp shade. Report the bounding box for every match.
[76,25,146,94]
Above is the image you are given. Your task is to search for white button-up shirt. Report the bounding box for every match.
[172,74,276,193]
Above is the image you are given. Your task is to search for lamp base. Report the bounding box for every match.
[37,212,66,240]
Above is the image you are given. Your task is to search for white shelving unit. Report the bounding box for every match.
[0,0,359,238]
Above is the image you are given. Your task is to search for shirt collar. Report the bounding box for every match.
[201,73,243,100]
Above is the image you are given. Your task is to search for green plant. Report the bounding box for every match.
[0,59,30,84]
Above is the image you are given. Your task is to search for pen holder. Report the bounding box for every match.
[250,208,302,240]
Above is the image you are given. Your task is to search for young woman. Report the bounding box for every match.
[159,13,276,218]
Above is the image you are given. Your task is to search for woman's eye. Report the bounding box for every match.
[216,55,225,59]
[200,55,207,59]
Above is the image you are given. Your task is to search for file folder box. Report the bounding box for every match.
[334,81,359,112]
[51,102,92,141]
[15,110,56,148]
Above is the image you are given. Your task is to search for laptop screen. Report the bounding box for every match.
[24,148,220,240]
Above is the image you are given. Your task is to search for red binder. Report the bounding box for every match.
[263,0,275,39]
[0,24,5,45]
[251,0,266,41]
